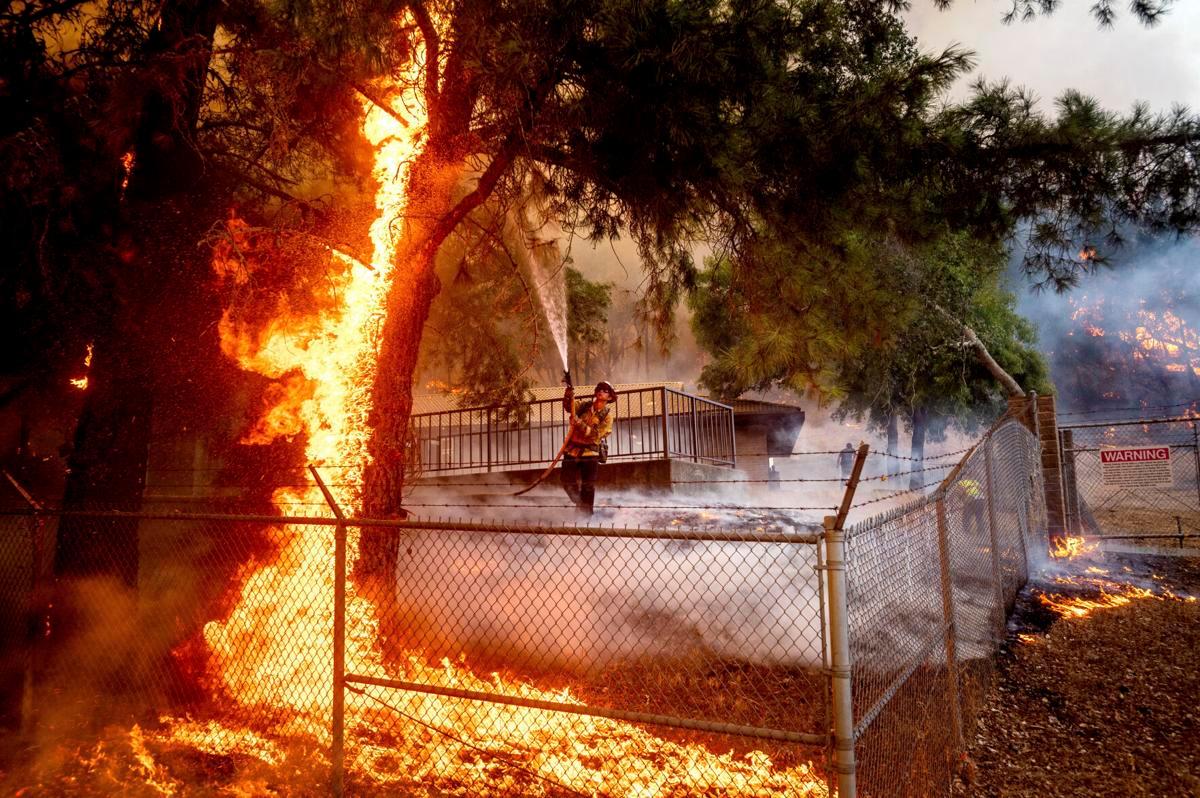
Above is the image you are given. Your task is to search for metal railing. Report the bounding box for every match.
[409,386,736,474]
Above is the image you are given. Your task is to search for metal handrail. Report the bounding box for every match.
[409,386,735,474]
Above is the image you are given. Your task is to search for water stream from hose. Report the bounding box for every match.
[525,234,569,373]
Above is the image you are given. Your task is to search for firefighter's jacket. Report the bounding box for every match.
[957,478,984,499]
[565,399,614,458]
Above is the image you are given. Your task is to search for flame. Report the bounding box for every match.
[120,150,135,195]
[1049,535,1098,559]
[1065,294,1200,386]
[70,342,94,390]
[135,29,827,796]
[1036,573,1196,620]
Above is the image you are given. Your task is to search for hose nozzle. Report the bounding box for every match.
[562,369,572,389]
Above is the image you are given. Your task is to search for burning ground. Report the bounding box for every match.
[952,548,1200,797]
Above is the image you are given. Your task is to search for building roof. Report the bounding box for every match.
[411,381,685,415]
[700,397,806,416]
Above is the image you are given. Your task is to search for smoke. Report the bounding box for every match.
[566,235,707,388]
[394,527,823,673]
[396,432,990,678]
[1012,234,1200,414]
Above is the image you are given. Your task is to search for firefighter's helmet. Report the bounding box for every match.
[594,381,618,400]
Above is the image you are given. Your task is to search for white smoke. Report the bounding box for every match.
[394,528,824,673]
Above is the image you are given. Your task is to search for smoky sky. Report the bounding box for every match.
[905,1,1200,112]
[1010,234,1200,413]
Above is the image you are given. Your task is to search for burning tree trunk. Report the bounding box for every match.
[358,136,522,578]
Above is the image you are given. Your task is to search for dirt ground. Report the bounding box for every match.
[952,551,1200,798]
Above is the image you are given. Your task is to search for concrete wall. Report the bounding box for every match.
[417,457,740,497]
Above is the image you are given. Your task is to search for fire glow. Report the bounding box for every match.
[1065,294,1200,386]
[1036,545,1196,622]
[107,35,827,796]
[1035,573,1196,620]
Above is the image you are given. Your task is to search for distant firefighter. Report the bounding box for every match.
[561,380,617,515]
[957,477,987,539]
[838,442,855,484]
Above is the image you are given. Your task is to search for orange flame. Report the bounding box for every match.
[1036,573,1196,620]
[1049,535,1098,559]
[69,343,93,391]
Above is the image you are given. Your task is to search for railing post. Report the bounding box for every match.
[486,408,493,473]
[934,496,966,754]
[823,515,857,798]
[690,397,700,462]
[310,466,346,798]
[660,387,671,461]
[728,403,737,467]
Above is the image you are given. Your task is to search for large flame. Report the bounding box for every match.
[123,39,828,797]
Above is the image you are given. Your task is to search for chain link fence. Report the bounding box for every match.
[0,415,1048,797]
[844,417,1046,797]
[1060,417,1200,547]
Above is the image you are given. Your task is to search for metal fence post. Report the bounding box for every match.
[1060,429,1080,536]
[4,470,42,738]
[823,515,856,798]
[982,437,1006,627]
[934,496,966,753]
[310,467,346,798]
[1192,423,1200,516]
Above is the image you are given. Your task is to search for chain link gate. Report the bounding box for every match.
[1059,416,1200,546]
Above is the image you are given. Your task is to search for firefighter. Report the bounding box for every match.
[838,442,855,485]
[560,380,617,515]
[957,477,987,538]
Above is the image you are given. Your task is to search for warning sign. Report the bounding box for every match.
[1099,446,1173,487]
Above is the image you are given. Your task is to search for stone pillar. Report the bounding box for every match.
[1006,393,1068,545]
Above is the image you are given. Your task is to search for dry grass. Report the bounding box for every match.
[952,553,1200,798]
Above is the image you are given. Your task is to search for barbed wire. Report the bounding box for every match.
[400,463,955,488]
[144,461,962,486]
[399,501,840,511]
[141,447,977,475]
[849,479,944,508]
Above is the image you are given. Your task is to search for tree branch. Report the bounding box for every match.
[407,1,440,117]
[932,303,1026,397]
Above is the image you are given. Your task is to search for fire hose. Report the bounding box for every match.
[513,370,575,497]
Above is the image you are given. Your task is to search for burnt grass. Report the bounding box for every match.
[952,551,1200,798]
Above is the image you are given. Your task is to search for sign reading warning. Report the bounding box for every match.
[1099,446,1173,487]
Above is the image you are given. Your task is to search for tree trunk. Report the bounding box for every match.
[909,406,928,490]
[886,413,899,477]
[357,151,461,583]
[55,0,219,625]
